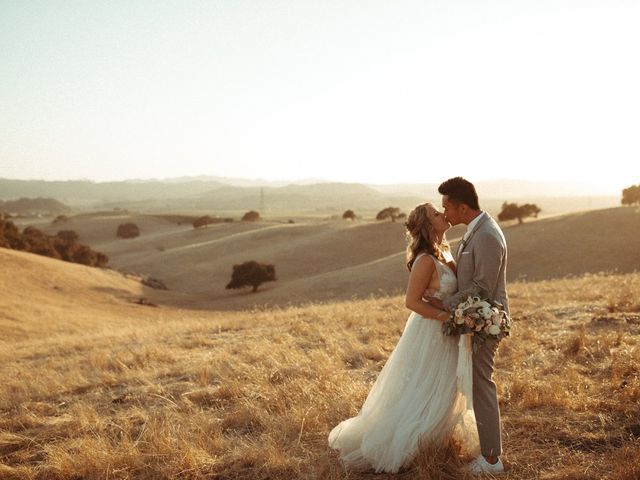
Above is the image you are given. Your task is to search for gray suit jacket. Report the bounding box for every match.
[443,212,510,315]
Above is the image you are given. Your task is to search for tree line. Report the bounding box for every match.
[0,217,108,268]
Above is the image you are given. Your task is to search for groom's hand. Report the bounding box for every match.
[425,296,445,310]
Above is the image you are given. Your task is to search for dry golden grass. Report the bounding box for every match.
[2,244,640,479]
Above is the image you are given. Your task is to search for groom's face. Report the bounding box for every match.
[442,196,463,226]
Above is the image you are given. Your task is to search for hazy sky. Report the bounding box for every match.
[1,0,638,193]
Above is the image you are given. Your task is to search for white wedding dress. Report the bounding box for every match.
[328,253,479,473]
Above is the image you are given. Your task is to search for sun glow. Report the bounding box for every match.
[1,1,638,194]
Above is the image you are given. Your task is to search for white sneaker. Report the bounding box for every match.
[466,455,505,475]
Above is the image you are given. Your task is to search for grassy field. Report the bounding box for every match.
[1,245,640,479]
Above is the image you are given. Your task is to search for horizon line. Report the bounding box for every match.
[0,174,623,188]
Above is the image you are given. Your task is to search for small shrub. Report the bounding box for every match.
[22,226,59,258]
[226,261,276,292]
[117,223,140,239]
[242,211,260,222]
[193,216,234,228]
[53,232,79,261]
[0,219,107,267]
[622,184,640,206]
[498,202,541,224]
[72,245,98,266]
[342,209,356,220]
[56,230,79,244]
[193,216,215,229]
[376,207,403,222]
[0,218,23,249]
[95,252,109,268]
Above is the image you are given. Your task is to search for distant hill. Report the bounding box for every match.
[0,197,70,215]
[184,182,401,212]
[0,178,226,204]
[160,175,328,187]
[0,178,422,215]
[0,177,620,216]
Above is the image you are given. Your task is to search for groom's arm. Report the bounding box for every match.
[443,232,505,311]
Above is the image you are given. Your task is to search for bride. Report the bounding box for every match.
[328,202,479,473]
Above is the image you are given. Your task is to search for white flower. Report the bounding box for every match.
[455,316,465,324]
[479,306,492,318]
[488,324,501,335]
[455,308,464,318]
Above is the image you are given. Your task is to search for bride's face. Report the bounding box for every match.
[426,204,450,234]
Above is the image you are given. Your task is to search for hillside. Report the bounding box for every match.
[506,206,640,281]
[15,212,196,246]
[0,197,70,216]
[0,248,165,341]
[15,206,638,311]
[0,178,226,203]
[1,246,639,479]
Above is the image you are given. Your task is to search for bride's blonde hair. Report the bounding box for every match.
[405,203,449,271]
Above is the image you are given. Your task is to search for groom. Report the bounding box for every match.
[428,177,509,475]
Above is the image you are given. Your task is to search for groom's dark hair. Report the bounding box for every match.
[438,177,480,210]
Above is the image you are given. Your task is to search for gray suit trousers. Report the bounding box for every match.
[473,339,502,457]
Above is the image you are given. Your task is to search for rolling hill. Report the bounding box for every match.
[1,177,620,217]
[10,206,640,311]
[0,178,423,215]
[0,248,161,341]
[506,206,640,281]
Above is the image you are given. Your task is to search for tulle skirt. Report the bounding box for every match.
[328,311,479,473]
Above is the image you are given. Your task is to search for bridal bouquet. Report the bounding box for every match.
[442,293,511,351]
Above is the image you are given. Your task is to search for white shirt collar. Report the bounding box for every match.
[464,211,485,239]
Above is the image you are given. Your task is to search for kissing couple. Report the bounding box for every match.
[329,177,509,475]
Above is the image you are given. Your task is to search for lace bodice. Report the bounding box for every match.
[416,253,457,301]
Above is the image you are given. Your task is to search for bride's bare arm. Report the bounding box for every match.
[405,256,449,321]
